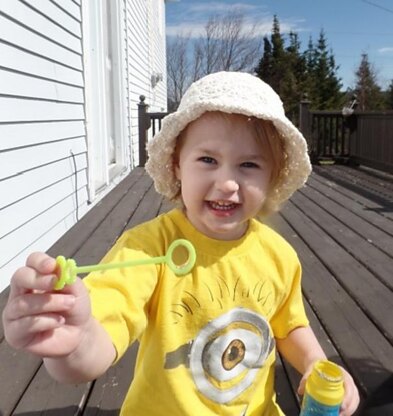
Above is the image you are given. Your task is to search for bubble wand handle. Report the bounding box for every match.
[54,239,196,290]
[75,255,167,274]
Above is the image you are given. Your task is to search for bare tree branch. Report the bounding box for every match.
[167,11,261,108]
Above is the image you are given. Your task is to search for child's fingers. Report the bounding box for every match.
[5,313,65,350]
[26,252,57,274]
[4,292,76,321]
[10,265,57,297]
[297,376,306,395]
[340,369,360,415]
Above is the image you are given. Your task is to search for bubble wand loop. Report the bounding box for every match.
[54,239,196,290]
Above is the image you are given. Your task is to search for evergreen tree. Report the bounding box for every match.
[269,15,287,95]
[312,30,343,109]
[387,79,393,109]
[302,37,317,104]
[255,18,343,117]
[255,16,303,117]
[255,36,273,83]
[354,53,385,110]
[281,31,307,121]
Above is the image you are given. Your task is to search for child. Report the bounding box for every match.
[2,72,359,415]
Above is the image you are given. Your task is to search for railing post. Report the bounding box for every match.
[138,95,150,167]
[299,94,312,154]
[346,113,358,163]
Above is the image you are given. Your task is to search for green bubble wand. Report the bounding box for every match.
[54,239,196,290]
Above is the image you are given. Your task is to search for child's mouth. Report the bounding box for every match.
[207,200,239,211]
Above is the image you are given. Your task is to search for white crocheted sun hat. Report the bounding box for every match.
[146,71,311,213]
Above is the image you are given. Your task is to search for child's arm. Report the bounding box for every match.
[275,325,326,375]
[276,326,360,415]
[2,252,116,384]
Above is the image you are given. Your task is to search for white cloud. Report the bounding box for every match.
[166,17,307,39]
[189,2,262,13]
[378,47,393,54]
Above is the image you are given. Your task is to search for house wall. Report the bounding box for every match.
[126,0,167,166]
[0,0,88,292]
[0,0,167,292]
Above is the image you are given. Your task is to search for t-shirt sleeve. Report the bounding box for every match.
[270,258,309,339]
[83,231,160,362]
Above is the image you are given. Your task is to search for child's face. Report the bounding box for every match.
[174,113,273,240]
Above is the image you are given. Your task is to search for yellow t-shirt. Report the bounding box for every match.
[84,209,309,416]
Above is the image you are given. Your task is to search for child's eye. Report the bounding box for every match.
[198,156,216,164]
[241,161,259,168]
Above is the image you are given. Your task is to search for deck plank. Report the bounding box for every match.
[302,180,393,258]
[292,190,392,288]
[307,175,393,237]
[0,343,42,416]
[282,199,393,345]
[83,343,139,415]
[279,201,393,395]
[313,165,393,221]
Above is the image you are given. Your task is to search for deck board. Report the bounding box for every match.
[0,165,392,415]
[282,200,393,345]
[307,175,393,236]
[274,208,393,396]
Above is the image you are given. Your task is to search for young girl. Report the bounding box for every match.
[2,72,359,415]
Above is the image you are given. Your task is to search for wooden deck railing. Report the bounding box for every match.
[138,96,169,167]
[299,99,393,174]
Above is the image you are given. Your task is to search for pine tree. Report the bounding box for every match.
[281,31,307,122]
[312,30,343,109]
[255,19,343,116]
[269,15,287,95]
[302,37,317,104]
[387,79,393,109]
[255,36,273,83]
[354,53,385,110]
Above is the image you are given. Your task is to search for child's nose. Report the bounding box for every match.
[215,170,240,193]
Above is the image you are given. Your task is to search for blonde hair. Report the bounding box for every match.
[173,111,288,217]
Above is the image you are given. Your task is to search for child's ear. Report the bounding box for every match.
[174,163,181,180]
[173,155,181,180]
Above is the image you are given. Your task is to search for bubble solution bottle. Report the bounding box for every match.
[300,360,345,416]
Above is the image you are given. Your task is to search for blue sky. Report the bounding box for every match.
[165,0,393,90]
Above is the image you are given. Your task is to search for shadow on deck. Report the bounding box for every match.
[0,165,392,415]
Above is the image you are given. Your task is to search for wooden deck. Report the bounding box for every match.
[0,165,392,415]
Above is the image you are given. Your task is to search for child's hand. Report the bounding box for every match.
[2,252,92,358]
[297,364,360,416]
[338,367,360,416]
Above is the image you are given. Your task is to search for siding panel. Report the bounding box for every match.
[0,170,88,238]
[0,97,84,122]
[51,0,81,22]
[0,209,79,291]
[0,70,84,102]
[0,189,89,271]
[22,0,82,38]
[0,120,85,151]
[0,14,82,70]
[1,1,82,53]
[0,154,87,209]
[0,42,84,86]
[0,137,87,180]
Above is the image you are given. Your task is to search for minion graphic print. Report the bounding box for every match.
[85,209,309,416]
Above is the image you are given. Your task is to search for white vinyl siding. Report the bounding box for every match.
[0,0,167,292]
[126,0,167,166]
[0,1,87,292]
